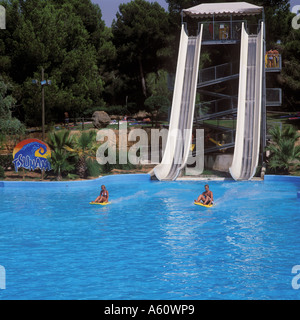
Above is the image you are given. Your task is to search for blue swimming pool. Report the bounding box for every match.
[0,174,299,300]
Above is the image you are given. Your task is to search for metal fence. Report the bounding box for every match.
[57,117,93,130]
[198,61,239,85]
[201,20,247,41]
[168,61,239,90]
[214,129,235,145]
[266,88,282,106]
[265,53,281,70]
[195,96,238,120]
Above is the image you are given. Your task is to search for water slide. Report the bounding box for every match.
[153,24,203,181]
[229,22,264,181]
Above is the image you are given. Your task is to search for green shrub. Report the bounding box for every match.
[95,105,128,117]
[97,151,138,174]
[0,118,25,136]
[0,154,13,170]
[0,166,5,179]
[67,173,79,180]
[47,130,76,180]
[266,125,300,174]
[86,159,102,177]
[0,133,5,150]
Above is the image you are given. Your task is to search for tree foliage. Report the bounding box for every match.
[0,0,108,125]
[267,125,300,173]
[276,13,300,111]
[0,0,299,129]
[0,76,25,135]
[112,0,171,101]
[144,94,170,127]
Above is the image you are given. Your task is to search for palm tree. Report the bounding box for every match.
[267,125,300,173]
[49,149,75,181]
[268,125,299,145]
[65,130,97,179]
[47,130,75,180]
[48,130,73,152]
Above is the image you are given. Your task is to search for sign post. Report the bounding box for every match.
[32,68,51,141]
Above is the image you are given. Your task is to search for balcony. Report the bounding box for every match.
[265,53,282,72]
[266,88,282,106]
[201,20,246,45]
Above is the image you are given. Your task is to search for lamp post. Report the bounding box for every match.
[32,67,51,141]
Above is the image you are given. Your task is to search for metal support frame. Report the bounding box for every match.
[181,8,267,160]
[212,14,215,40]
[261,9,267,165]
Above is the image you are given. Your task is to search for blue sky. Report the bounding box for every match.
[93,0,299,27]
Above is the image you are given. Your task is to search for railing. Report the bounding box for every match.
[168,61,240,91]
[265,53,281,71]
[26,116,164,135]
[201,20,247,42]
[209,130,235,149]
[167,73,175,91]
[195,97,238,120]
[198,61,239,85]
[266,88,282,106]
[62,117,93,130]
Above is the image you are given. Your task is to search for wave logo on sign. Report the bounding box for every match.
[12,139,51,172]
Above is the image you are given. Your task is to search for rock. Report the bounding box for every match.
[132,110,150,119]
[92,111,111,129]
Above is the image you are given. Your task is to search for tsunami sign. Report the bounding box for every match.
[12,139,51,172]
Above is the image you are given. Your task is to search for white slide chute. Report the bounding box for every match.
[229,22,264,181]
[154,24,203,181]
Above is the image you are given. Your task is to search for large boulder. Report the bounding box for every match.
[132,110,150,119]
[92,111,111,129]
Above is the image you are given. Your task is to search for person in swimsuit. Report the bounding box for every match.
[94,185,109,203]
[64,111,69,129]
[195,184,214,205]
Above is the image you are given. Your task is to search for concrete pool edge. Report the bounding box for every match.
[0,173,151,188]
[178,175,300,182]
[0,174,299,188]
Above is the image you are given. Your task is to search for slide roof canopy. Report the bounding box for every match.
[182,2,263,18]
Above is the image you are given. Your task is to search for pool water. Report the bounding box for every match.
[0,174,299,300]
